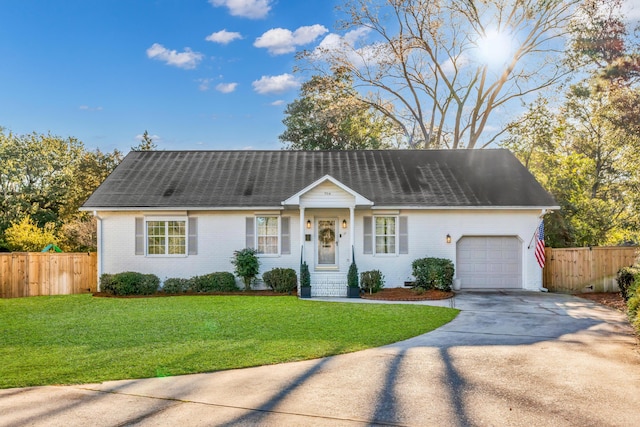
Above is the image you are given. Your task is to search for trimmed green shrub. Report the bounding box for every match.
[162,278,192,294]
[231,248,260,291]
[360,270,385,294]
[300,262,311,288]
[628,294,640,317]
[190,272,238,292]
[412,257,454,291]
[262,268,297,293]
[616,266,639,301]
[100,272,160,295]
[348,262,359,288]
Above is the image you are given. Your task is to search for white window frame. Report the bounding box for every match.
[374,215,398,256]
[255,216,280,257]
[145,217,188,257]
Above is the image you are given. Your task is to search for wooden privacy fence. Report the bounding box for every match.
[0,252,97,298]
[543,246,639,293]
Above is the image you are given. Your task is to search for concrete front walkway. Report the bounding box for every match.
[2,292,639,426]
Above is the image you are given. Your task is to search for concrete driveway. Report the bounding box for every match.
[1,292,639,426]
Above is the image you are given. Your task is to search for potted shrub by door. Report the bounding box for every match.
[300,261,311,298]
[347,262,360,298]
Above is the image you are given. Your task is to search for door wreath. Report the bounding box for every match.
[320,227,335,245]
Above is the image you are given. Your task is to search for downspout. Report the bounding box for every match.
[93,211,103,292]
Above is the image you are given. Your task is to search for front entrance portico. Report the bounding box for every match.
[282,175,372,297]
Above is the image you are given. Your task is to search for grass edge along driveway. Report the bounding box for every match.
[0,294,458,389]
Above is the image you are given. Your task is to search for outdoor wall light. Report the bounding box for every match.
[342,219,347,229]
[306,220,312,229]
[446,234,451,244]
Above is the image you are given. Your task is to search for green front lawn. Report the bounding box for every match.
[0,294,458,388]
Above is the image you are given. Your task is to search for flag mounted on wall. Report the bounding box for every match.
[535,221,546,268]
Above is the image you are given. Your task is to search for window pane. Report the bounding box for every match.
[258,236,278,254]
[168,221,185,236]
[147,222,165,254]
[147,220,186,255]
[256,216,278,254]
[168,237,186,254]
[375,217,396,254]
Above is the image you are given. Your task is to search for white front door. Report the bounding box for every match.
[317,219,337,267]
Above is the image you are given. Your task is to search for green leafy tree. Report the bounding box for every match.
[63,148,123,220]
[4,216,58,252]
[504,0,640,247]
[280,69,398,150]
[504,92,640,247]
[0,131,83,231]
[0,130,121,251]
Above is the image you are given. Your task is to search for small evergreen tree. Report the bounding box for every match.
[231,248,260,291]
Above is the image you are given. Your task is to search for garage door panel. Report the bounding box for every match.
[487,264,504,273]
[457,236,522,289]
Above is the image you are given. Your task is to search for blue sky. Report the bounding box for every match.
[2,0,640,154]
[0,0,341,152]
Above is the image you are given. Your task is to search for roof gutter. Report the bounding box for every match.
[80,205,561,212]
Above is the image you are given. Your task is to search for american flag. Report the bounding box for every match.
[535,221,546,268]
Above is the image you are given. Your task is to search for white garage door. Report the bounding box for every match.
[456,236,522,289]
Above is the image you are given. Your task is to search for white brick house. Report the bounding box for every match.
[82,149,558,296]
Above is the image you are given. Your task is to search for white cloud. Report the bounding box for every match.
[209,0,271,19]
[254,24,328,55]
[216,82,238,93]
[197,78,212,91]
[623,0,640,21]
[206,29,243,44]
[270,100,285,106]
[312,27,388,67]
[316,27,370,52]
[441,54,470,75]
[135,133,160,142]
[79,105,103,111]
[146,43,203,69]
[252,73,300,95]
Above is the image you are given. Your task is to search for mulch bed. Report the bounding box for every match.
[575,292,627,312]
[361,288,454,301]
[92,290,295,298]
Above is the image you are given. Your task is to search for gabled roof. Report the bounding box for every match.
[282,174,373,206]
[82,149,558,210]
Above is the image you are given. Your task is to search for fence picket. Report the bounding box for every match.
[543,247,639,293]
[0,253,97,298]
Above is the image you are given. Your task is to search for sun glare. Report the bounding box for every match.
[475,29,515,68]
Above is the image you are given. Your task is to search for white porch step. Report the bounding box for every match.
[311,272,348,297]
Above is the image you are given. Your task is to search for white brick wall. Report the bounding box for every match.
[97,208,544,294]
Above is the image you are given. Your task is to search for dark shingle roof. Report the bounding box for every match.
[82,149,557,209]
